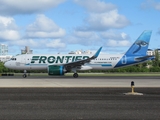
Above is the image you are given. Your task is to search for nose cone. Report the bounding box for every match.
[4,61,11,69]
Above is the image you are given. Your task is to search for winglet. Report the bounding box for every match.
[92,47,102,58]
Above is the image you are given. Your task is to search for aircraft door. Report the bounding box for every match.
[21,55,30,69]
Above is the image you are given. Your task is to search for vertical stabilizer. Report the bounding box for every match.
[125,30,152,56]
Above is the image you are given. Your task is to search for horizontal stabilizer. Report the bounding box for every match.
[135,55,155,60]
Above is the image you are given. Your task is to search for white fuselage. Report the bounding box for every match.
[5,54,123,71]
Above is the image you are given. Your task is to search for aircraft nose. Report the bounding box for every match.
[4,61,10,68]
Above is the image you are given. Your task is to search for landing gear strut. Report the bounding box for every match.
[23,70,27,78]
[73,73,78,78]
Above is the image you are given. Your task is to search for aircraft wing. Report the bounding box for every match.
[64,47,102,70]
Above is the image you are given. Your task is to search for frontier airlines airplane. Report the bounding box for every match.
[4,30,154,78]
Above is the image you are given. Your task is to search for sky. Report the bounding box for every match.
[0,0,160,55]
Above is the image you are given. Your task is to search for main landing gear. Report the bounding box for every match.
[73,73,78,78]
[72,69,79,78]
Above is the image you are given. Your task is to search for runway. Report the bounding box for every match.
[0,76,159,119]
[0,76,160,87]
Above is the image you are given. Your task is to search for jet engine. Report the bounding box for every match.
[48,65,65,75]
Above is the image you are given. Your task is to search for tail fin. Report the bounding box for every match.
[125,30,152,56]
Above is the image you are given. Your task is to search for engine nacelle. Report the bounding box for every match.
[48,65,64,75]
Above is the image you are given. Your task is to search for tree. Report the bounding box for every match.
[152,49,160,67]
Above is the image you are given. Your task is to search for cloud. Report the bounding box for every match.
[86,10,130,30]
[106,39,130,47]
[11,39,39,48]
[14,15,67,49]
[66,30,101,45]
[101,31,131,47]
[101,31,129,40]
[141,0,160,10]
[3,14,66,50]
[73,30,96,38]
[74,0,130,31]
[157,28,160,34]
[0,0,66,16]
[9,39,66,49]
[74,0,116,13]
[67,29,131,47]
[0,16,20,41]
[26,14,66,38]
[46,39,66,48]
[67,0,131,48]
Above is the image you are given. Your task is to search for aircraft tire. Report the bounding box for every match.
[23,74,27,78]
[73,73,78,78]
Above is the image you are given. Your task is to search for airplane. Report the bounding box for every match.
[4,30,154,78]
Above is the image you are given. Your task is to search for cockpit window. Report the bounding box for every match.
[11,58,16,61]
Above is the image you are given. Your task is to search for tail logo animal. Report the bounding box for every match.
[133,40,148,54]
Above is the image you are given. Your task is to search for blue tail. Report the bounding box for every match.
[125,30,152,56]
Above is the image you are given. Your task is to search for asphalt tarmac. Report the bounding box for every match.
[0,76,160,119]
[0,88,160,119]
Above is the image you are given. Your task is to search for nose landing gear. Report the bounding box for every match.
[23,74,27,78]
[23,70,27,78]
